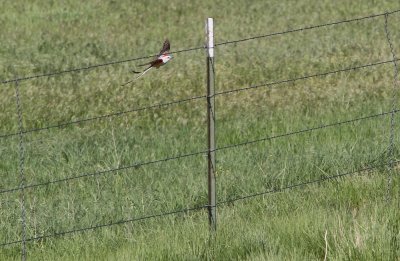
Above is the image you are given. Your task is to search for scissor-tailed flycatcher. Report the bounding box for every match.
[121,39,172,86]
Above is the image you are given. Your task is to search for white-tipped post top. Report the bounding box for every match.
[206,18,214,58]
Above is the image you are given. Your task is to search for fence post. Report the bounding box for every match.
[206,17,216,231]
[14,80,27,261]
[384,12,399,203]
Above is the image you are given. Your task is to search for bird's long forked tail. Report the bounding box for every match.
[121,67,153,86]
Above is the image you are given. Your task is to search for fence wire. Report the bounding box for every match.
[0,58,396,141]
[0,94,206,140]
[0,46,204,85]
[0,205,209,247]
[1,9,399,85]
[0,149,207,195]
[215,110,397,152]
[215,59,397,97]
[218,160,397,205]
[0,159,390,248]
[0,109,395,196]
[215,9,400,47]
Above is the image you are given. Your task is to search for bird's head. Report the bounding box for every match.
[161,53,173,63]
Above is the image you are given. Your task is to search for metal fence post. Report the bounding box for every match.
[384,12,399,203]
[206,17,216,231]
[15,80,27,261]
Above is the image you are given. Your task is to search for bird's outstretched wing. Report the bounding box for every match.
[130,39,170,72]
[137,39,170,67]
[158,39,170,55]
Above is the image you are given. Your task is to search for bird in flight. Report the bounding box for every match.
[121,39,173,86]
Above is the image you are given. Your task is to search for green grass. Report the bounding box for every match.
[1,0,400,260]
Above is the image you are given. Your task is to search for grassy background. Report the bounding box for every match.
[1,0,400,260]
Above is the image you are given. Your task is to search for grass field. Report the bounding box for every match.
[1,0,400,260]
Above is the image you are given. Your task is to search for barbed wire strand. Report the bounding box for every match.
[0,205,208,247]
[215,9,400,47]
[2,158,393,248]
[0,59,395,141]
[218,160,396,205]
[215,59,397,97]
[14,80,27,261]
[0,110,394,196]
[2,9,399,85]
[215,110,398,152]
[0,149,207,195]
[384,12,400,202]
[0,94,206,140]
[0,46,204,85]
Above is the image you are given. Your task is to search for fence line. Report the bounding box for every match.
[216,110,398,152]
[1,9,399,85]
[0,109,396,196]
[0,46,204,85]
[215,9,400,47]
[1,158,392,248]
[0,149,207,195]
[215,59,397,97]
[217,160,391,205]
[1,9,399,255]
[0,94,207,140]
[0,204,209,247]
[0,58,397,141]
